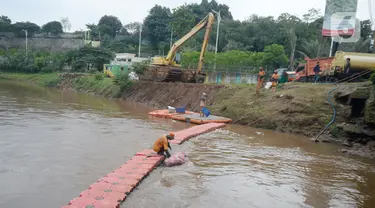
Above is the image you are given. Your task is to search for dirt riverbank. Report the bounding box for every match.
[1,72,375,157]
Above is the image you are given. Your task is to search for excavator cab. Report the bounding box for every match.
[175,52,181,65]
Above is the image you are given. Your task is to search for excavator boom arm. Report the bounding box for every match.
[166,12,215,67]
[197,13,214,73]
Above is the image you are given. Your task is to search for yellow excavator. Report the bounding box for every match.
[141,12,215,83]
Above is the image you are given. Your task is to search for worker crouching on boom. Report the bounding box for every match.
[153,132,174,158]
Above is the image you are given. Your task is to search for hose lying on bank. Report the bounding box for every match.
[314,84,339,142]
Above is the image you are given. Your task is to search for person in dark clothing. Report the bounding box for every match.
[344,58,351,74]
[313,62,320,82]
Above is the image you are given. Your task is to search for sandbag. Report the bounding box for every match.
[265,82,272,89]
[164,152,186,167]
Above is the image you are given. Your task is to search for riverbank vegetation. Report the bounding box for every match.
[0,72,131,98]
[1,1,373,72]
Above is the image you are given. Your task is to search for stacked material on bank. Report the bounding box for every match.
[148,109,194,119]
[170,113,232,124]
[149,109,232,124]
[62,123,226,208]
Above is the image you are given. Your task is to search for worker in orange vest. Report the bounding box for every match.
[256,67,266,97]
[153,132,174,158]
[270,70,279,92]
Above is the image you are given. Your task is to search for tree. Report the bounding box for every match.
[12,22,40,37]
[98,15,122,37]
[143,5,172,49]
[65,46,114,71]
[286,28,297,70]
[0,15,12,32]
[124,22,141,35]
[60,17,72,32]
[170,4,196,38]
[42,21,63,35]
[0,15,11,24]
[86,24,100,40]
[303,8,322,23]
[360,20,373,38]
[262,44,288,68]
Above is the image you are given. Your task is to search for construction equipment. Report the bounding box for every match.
[295,51,375,82]
[141,13,215,83]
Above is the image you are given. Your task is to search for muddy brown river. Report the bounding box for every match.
[1,80,375,208]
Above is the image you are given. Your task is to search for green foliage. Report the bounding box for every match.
[262,44,288,68]
[39,74,61,87]
[0,49,67,73]
[95,73,104,81]
[370,72,375,84]
[0,15,11,24]
[181,44,288,71]
[65,46,115,71]
[98,15,123,37]
[0,15,12,32]
[41,21,63,35]
[143,5,172,49]
[113,72,132,92]
[130,61,149,75]
[12,22,40,37]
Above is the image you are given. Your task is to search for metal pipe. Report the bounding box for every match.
[212,10,221,71]
[138,24,142,57]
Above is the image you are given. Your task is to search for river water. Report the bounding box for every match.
[1,80,375,208]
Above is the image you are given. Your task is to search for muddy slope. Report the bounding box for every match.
[123,81,375,142]
[122,81,225,112]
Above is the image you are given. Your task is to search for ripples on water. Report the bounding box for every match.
[124,129,375,208]
[1,81,375,208]
[0,82,189,208]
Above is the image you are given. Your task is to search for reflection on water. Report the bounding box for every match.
[1,80,375,208]
[0,80,189,208]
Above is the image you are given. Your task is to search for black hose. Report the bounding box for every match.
[314,85,339,142]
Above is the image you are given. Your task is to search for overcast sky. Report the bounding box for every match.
[1,0,373,31]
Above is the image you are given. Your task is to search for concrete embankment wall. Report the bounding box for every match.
[0,36,84,52]
[204,71,258,84]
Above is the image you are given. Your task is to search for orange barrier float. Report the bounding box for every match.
[62,124,226,208]
[62,150,163,208]
[149,110,232,124]
[171,122,226,144]
[148,109,194,119]
[171,113,232,124]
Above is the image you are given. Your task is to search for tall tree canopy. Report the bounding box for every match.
[98,15,123,37]
[143,5,172,49]
[42,21,63,35]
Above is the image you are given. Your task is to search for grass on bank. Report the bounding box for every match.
[0,72,132,98]
[0,72,61,87]
[210,82,342,136]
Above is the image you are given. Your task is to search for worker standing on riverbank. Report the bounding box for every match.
[256,67,266,97]
[200,93,207,117]
[153,133,174,158]
[270,70,279,92]
[313,62,320,82]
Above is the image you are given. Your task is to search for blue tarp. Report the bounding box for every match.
[202,107,211,117]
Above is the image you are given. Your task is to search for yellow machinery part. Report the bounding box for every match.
[332,51,375,70]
